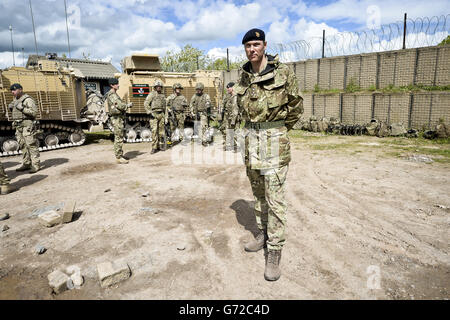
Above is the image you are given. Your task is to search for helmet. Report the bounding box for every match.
[154,80,163,87]
[108,78,119,86]
[10,83,23,90]
[173,83,183,90]
[195,83,204,90]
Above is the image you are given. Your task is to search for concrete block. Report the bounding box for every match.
[71,273,84,287]
[48,270,70,294]
[39,210,62,227]
[61,201,76,223]
[97,260,131,288]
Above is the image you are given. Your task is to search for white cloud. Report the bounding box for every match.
[306,0,450,26]
[207,46,246,62]
[0,0,448,69]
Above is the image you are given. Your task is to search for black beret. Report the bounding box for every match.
[10,83,23,90]
[242,28,265,44]
[226,82,235,88]
[108,78,119,85]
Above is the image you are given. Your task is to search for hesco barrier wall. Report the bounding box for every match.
[298,92,449,130]
[222,45,450,129]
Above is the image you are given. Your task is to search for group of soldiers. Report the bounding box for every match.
[2,28,305,282]
[105,76,239,162]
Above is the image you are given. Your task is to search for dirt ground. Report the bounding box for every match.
[0,131,449,300]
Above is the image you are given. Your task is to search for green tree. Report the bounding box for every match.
[160,44,205,72]
[438,35,450,46]
[160,44,245,72]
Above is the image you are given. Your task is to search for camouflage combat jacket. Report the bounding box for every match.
[167,93,188,112]
[235,54,303,169]
[106,90,127,118]
[222,92,238,125]
[190,93,211,115]
[144,91,166,114]
[9,94,38,122]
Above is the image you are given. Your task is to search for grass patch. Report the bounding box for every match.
[288,130,329,140]
[309,143,358,150]
[302,84,450,95]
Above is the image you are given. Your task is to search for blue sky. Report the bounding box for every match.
[0,0,448,69]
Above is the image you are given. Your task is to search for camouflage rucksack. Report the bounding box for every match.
[435,122,450,138]
[377,121,390,137]
[319,117,329,132]
[390,123,407,136]
[309,116,318,132]
[366,119,379,136]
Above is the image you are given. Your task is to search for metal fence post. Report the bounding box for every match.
[403,13,407,50]
[408,93,414,129]
[322,30,325,58]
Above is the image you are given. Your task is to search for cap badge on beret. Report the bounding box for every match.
[242,28,265,44]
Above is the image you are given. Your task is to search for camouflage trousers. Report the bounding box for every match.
[197,113,209,144]
[15,122,40,167]
[110,116,124,159]
[246,165,288,251]
[174,112,185,140]
[220,117,237,149]
[150,112,166,150]
[0,161,10,186]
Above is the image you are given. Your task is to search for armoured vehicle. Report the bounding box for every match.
[114,54,223,142]
[0,60,106,157]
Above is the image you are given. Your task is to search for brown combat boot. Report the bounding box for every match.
[1,184,16,195]
[16,164,31,172]
[244,228,268,252]
[116,157,129,164]
[29,165,41,173]
[264,249,282,281]
[150,149,158,154]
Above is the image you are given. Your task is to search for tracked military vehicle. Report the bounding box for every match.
[0,60,106,157]
[113,54,223,142]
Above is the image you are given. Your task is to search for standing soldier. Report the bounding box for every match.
[189,83,211,146]
[166,83,188,143]
[0,161,12,195]
[219,82,239,151]
[9,83,41,173]
[145,80,167,153]
[105,78,130,164]
[235,28,303,281]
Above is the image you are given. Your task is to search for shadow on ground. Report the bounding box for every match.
[230,199,259,237]
[2,161,20,169]
[124,151,146,160]
[41,158,69,169]
[12,174,48,189]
